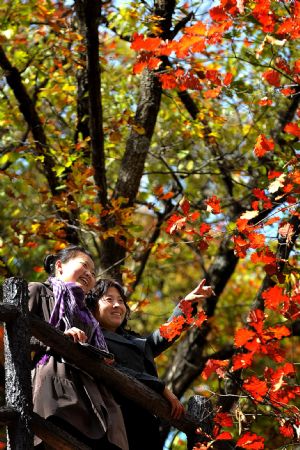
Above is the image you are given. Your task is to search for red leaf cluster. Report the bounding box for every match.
[254,134,275,157]
[166,198,215,251]
[236,431,264,450]
[201,359,229,380]
[243,375,268,402]
[233,308,291,371]
[205,195,222,214]
[262,285,300,320]
[284,122,300,138]
[159,315,186,341]
[214,412,234,427]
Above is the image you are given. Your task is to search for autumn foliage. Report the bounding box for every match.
[0,0,299,448]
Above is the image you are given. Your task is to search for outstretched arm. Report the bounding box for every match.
[148,279,214,356]
[183,278,215,303]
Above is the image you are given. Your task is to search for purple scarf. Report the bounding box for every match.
[48,277,108,351]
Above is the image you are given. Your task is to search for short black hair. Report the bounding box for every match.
[44,246,93,275]
[86,278,130,328]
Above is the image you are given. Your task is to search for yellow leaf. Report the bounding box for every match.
[132,124,145,135]
[62,84,76,93]
[109,131,122,142]
[240,210,259,220]
[0,154,10,166]
[268,174,285,193]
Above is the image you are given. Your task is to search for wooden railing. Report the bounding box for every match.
[0,277,218,450]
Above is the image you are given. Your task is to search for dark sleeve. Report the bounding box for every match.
[28,282,50,354]
[147,302,198,358]
[28,282,43,314]
[115,365,165,394]
[28,282,53,321]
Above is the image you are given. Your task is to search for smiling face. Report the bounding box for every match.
[55,252,96,294]
[94,286,127,332]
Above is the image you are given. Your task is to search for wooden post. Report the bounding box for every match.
[187,395,214,450]
[3,277,33,449]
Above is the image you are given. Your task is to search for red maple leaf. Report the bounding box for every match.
[262,69,281,87]
[275,57,292,75]
[254,134,275,157]
[194,309,207,328]
[233,235,250,257]
[236,218,249,232]
[268,170,282,179]
[248,232,265,249]
[250,248,276,265]
[284,122,300,138]
[131,34,162,52]
[263,216,280,226]
[258,97,273,106]
[223,72,233,85]
[199,223,211,235]
[243,376,268,402]
[261,341,285,363]
[279,423,294,438]
[179,300,194,323]
[252,188,268,200]
[206,69,222,85]
[159,315,186,341]
[294,59,300,73]
[201,359,229,380]
[180,197,190,215]
[265,325,291,340]
[159,72,178,89]
[232,351,254,371]
[215,431,233,440]
[234,328,256,347]
[277,18,300,39]
[205,195,222,214]
[214,412,233,427]
[281,87,296,96]
[255,12,276,32]
[210,6,229,21]
[166,214,186,234]
[247,308,265,333]
[203,87,222,98]
[262,285,290,312]
[236,431,264,450]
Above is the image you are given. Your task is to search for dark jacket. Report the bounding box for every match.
[102,305,187,450]
[103,304,185,380]
[28,281,128,450]
[103,306,183,393]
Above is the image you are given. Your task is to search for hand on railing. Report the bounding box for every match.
[162,386,185,420]
[64,327,88,343]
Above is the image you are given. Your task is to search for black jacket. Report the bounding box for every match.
[103,304,185,393]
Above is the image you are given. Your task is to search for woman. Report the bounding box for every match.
[86,278,214,450]
[28,246,128,450]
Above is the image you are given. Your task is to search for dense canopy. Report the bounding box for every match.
[0,0,299,447]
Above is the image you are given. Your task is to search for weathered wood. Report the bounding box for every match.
[29,312,199,435]
[0,304,19,322]
[187,395,214,450]
[3,277,33,449]
[31,412,91,450]
[186,396,236,450]
[0,406,19,425]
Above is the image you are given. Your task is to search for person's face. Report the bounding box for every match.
[55,252,96,294]
[94,286,127,332]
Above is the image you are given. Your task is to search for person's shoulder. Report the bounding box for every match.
[120,327,142,338]
[28,281,51,296]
